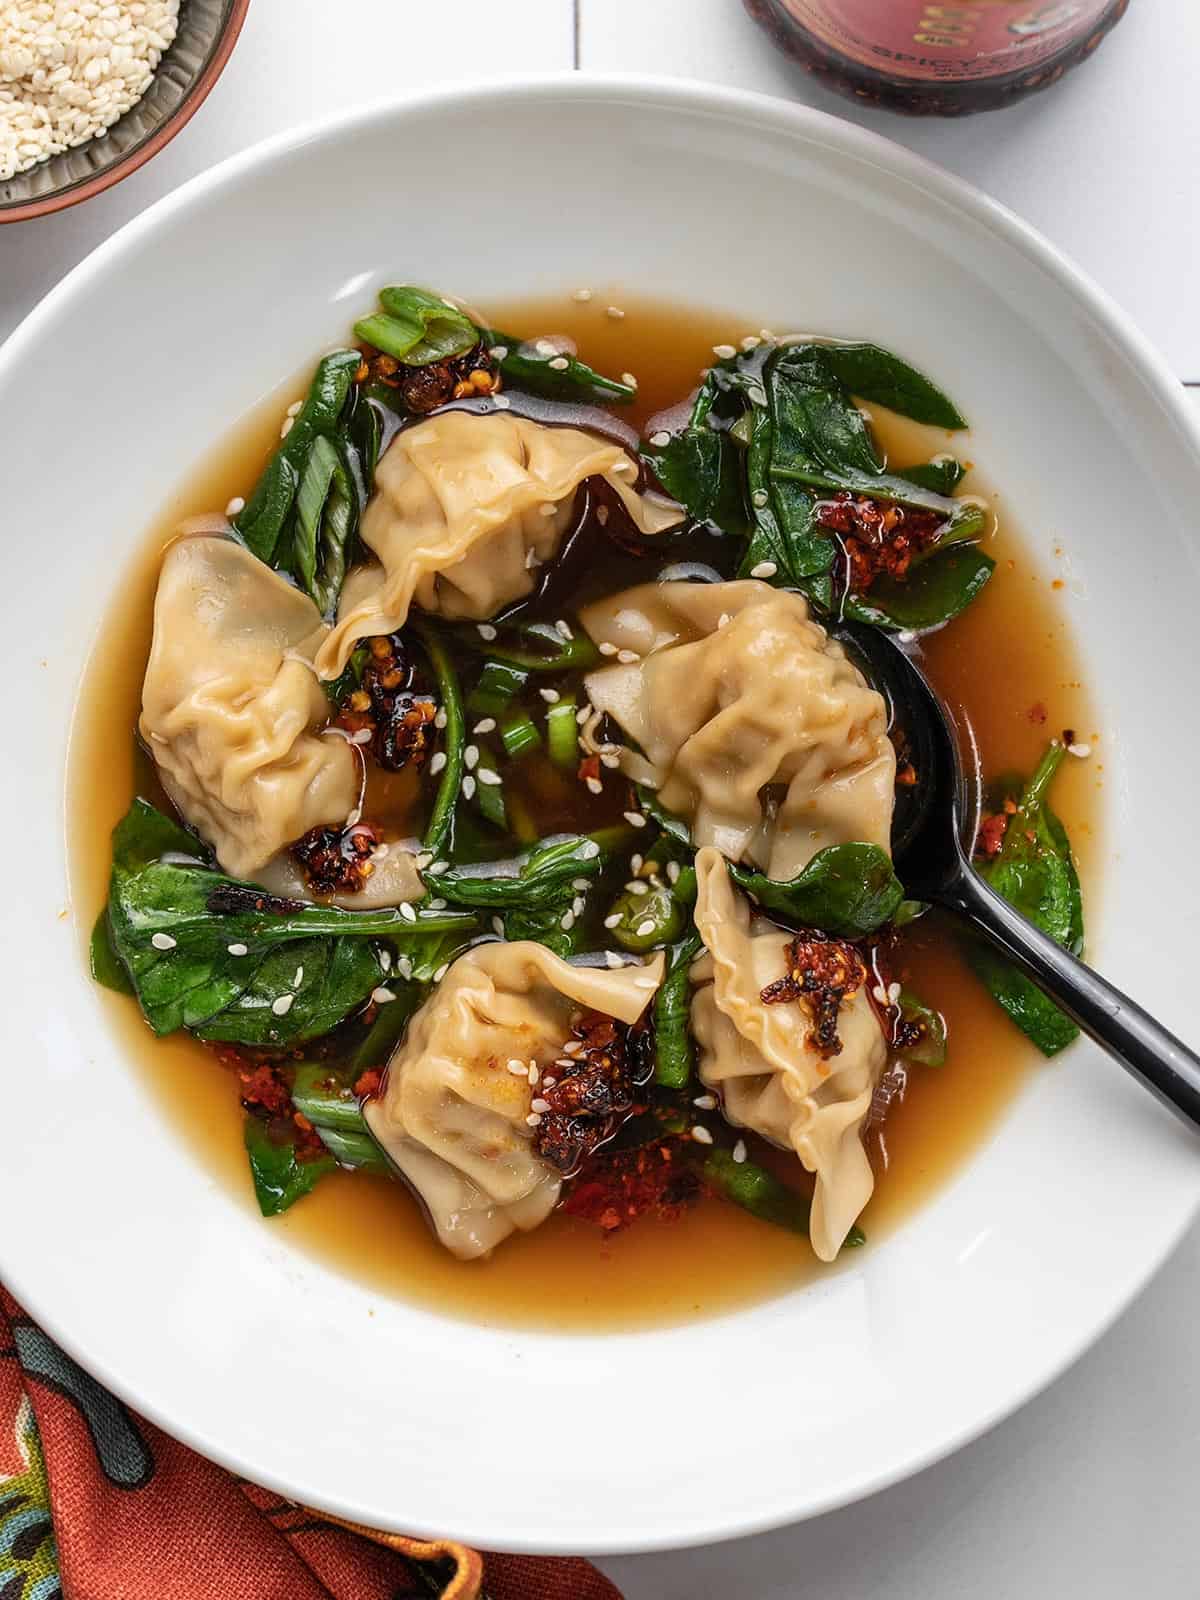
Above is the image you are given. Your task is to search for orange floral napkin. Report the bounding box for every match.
[0,1289,620,1600]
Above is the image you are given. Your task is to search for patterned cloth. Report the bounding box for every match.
[0,1290,620,1600]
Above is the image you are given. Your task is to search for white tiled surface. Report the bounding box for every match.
[2,2,1196,1592]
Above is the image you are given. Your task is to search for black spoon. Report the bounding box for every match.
[839,621,1200,1130]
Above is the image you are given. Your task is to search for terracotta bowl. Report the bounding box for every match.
[0,0,249,223]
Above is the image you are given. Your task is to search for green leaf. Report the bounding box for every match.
[654,931,702,1089]
[482,327,636,404]
[416,623,465,860]
[643,426,747,534]
[728,843,904,938]
[818,342,968,430]
[90,909,133,995]
[355,286,477,366]
[894,987,948,1067]
[243,1115,334,1217]
[897,456,966,496]
[972,742,1083,1057]
[234,350,361,566]
[323,642,369,707]
[502,904,588,960]
[839,544,995,633]
[102,800,477,1040]
[431,828,631,912]
[450,616,599,674]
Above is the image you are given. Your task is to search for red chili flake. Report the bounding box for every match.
[237,1063,292,1117]
[577,752,602,790]
[562,1137,701,1232]
[760,930,867,1058]
[815,491,945,594]
[1028,702,1048,725]
[354,1068,382,1100]
[356,341,496,413]
[337,633,437,773]
[976,812,1010,858]
[533,1012,651,1175]
[291,821,382,897]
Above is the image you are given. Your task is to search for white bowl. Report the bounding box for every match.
[1,77,1197,1555]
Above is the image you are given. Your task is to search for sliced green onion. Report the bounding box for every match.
[545,692,578,769]
[474,765,507,831]
[416,623,464,859]
[468,659,529,718]
[500,710,541,759]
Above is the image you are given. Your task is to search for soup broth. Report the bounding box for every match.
[69,295,1103,1330]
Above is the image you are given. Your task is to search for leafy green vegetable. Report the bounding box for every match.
[898,456,966,496]
[643,418,747,534]
[700,1148,865,1247]
[606,879,685,953]
[452,617,599,674]
[243,1116,334,1217]
[654,931,702,1089]
[481,328,636,405]
[354,286,477,366]
[90,909,134,995]
[102,799,476,1042]
[290,1063,389,1173]
[430,828,631,911]
[635,784,692,848]
[502,904,588,960]
[837,543,995,633]
[728,843,904,938]
[893,987,948,1067]
[468,659,529,718]
[233,349,361,572]
[416,623,464,861]
[816,342,968,430]
[972,742,1083,1057]
[323,641,369,708]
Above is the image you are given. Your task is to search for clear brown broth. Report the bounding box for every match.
[68,295,1105,1330]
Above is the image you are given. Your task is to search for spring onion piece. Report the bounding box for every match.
[468,659,529,718]
[416,623,464,859]
[481,326,637,405]
[474,763,508,831]
[454,618,599,673]
[500,709,541,759]
[290,1065,389,1173]
[653,931,702,1089]
[701,1148,865,1248]
[545,690,578,769]
[607,880,685,953]
[313,1124,389,1172]
[354,286,478,367]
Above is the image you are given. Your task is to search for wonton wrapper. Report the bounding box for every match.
[690,849,886,1261]
[366,942,664,1260]
[140,535,363,881]
[581,580,895,879]
[316,411,681,678]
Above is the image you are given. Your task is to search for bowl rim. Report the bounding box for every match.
[3,73,1199,1553]
[0,0,251,224]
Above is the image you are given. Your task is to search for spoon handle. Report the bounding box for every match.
[945,862,1200,1129]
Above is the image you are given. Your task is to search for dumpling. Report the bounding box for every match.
[315,411,681,678]
[365,942,664,1259]
[690,848,886,1261]
[140,535,361,881]
[580,579,895,879]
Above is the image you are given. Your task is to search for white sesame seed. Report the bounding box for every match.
[741,335,761,351]
[488,345,509,360]
[224,496,245,518]
[293,966,304,986]
[350,727,373,746]
[604,951,624,968]
[433,963,449,982]
[617,648,641,665]
[576,704,593,725]
[718,613,732,629]
[606,306,625,320]
[596,506,610,526]
[543,1075,558,1088]
[600,753,621,769]
[598,641,618,657]
[732,1139,747,1164]
[712,344,737,359]
[464,744,479,769]
[429,751,447,776]
[286,399,303,418]
[397,956,414,980]
[473,718,497,734]
[604,913,622,929]
[621,372,639,389]
[649,430,671,448]
[271,993,295,1017]
[691,1125,714,1145]
[525,548,542,569]
[400,902,417,923]
[750,560,777,578]
[492,394,512,410]
[585,776,604,795]
[572,896,586,916]
[635,918,657,937]
[531,1098,551,1114]
[539,687,561,703]
[492,916,506,936]
[624,810,647,828]
[150,932,176,951]
[549,356,570,370]
[280,417,294,439]
[573,288,593,302]
[535,339,558,357]
[897,629,918,644]
[379,949,393,972]
[372,987,397,1004]
[693,1093,717,1110]
[427,860,449,876]
[525,1112,543,1127]
[539,500,558,517]
[872,985,889,1004]
[507,1058,527,1074]
[562,1039,584,1056]
[560,909,576,930]
[578,840,601,860]
[434,709,448,730]
[476,623,497,641]
[887,981,902,1005]
[666,861,681,885]
[478,768,502,786]
[1068,741,1092,758]
[555,618,574,640]
[626,880,650,896]
[760,329,776,341]
[572,878,591,891]
[415,852,433,869]
[227,942,248,956]
[629,854,644,872]
[462,775,477,799]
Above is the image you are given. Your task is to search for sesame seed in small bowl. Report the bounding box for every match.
[0,0,250,223]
